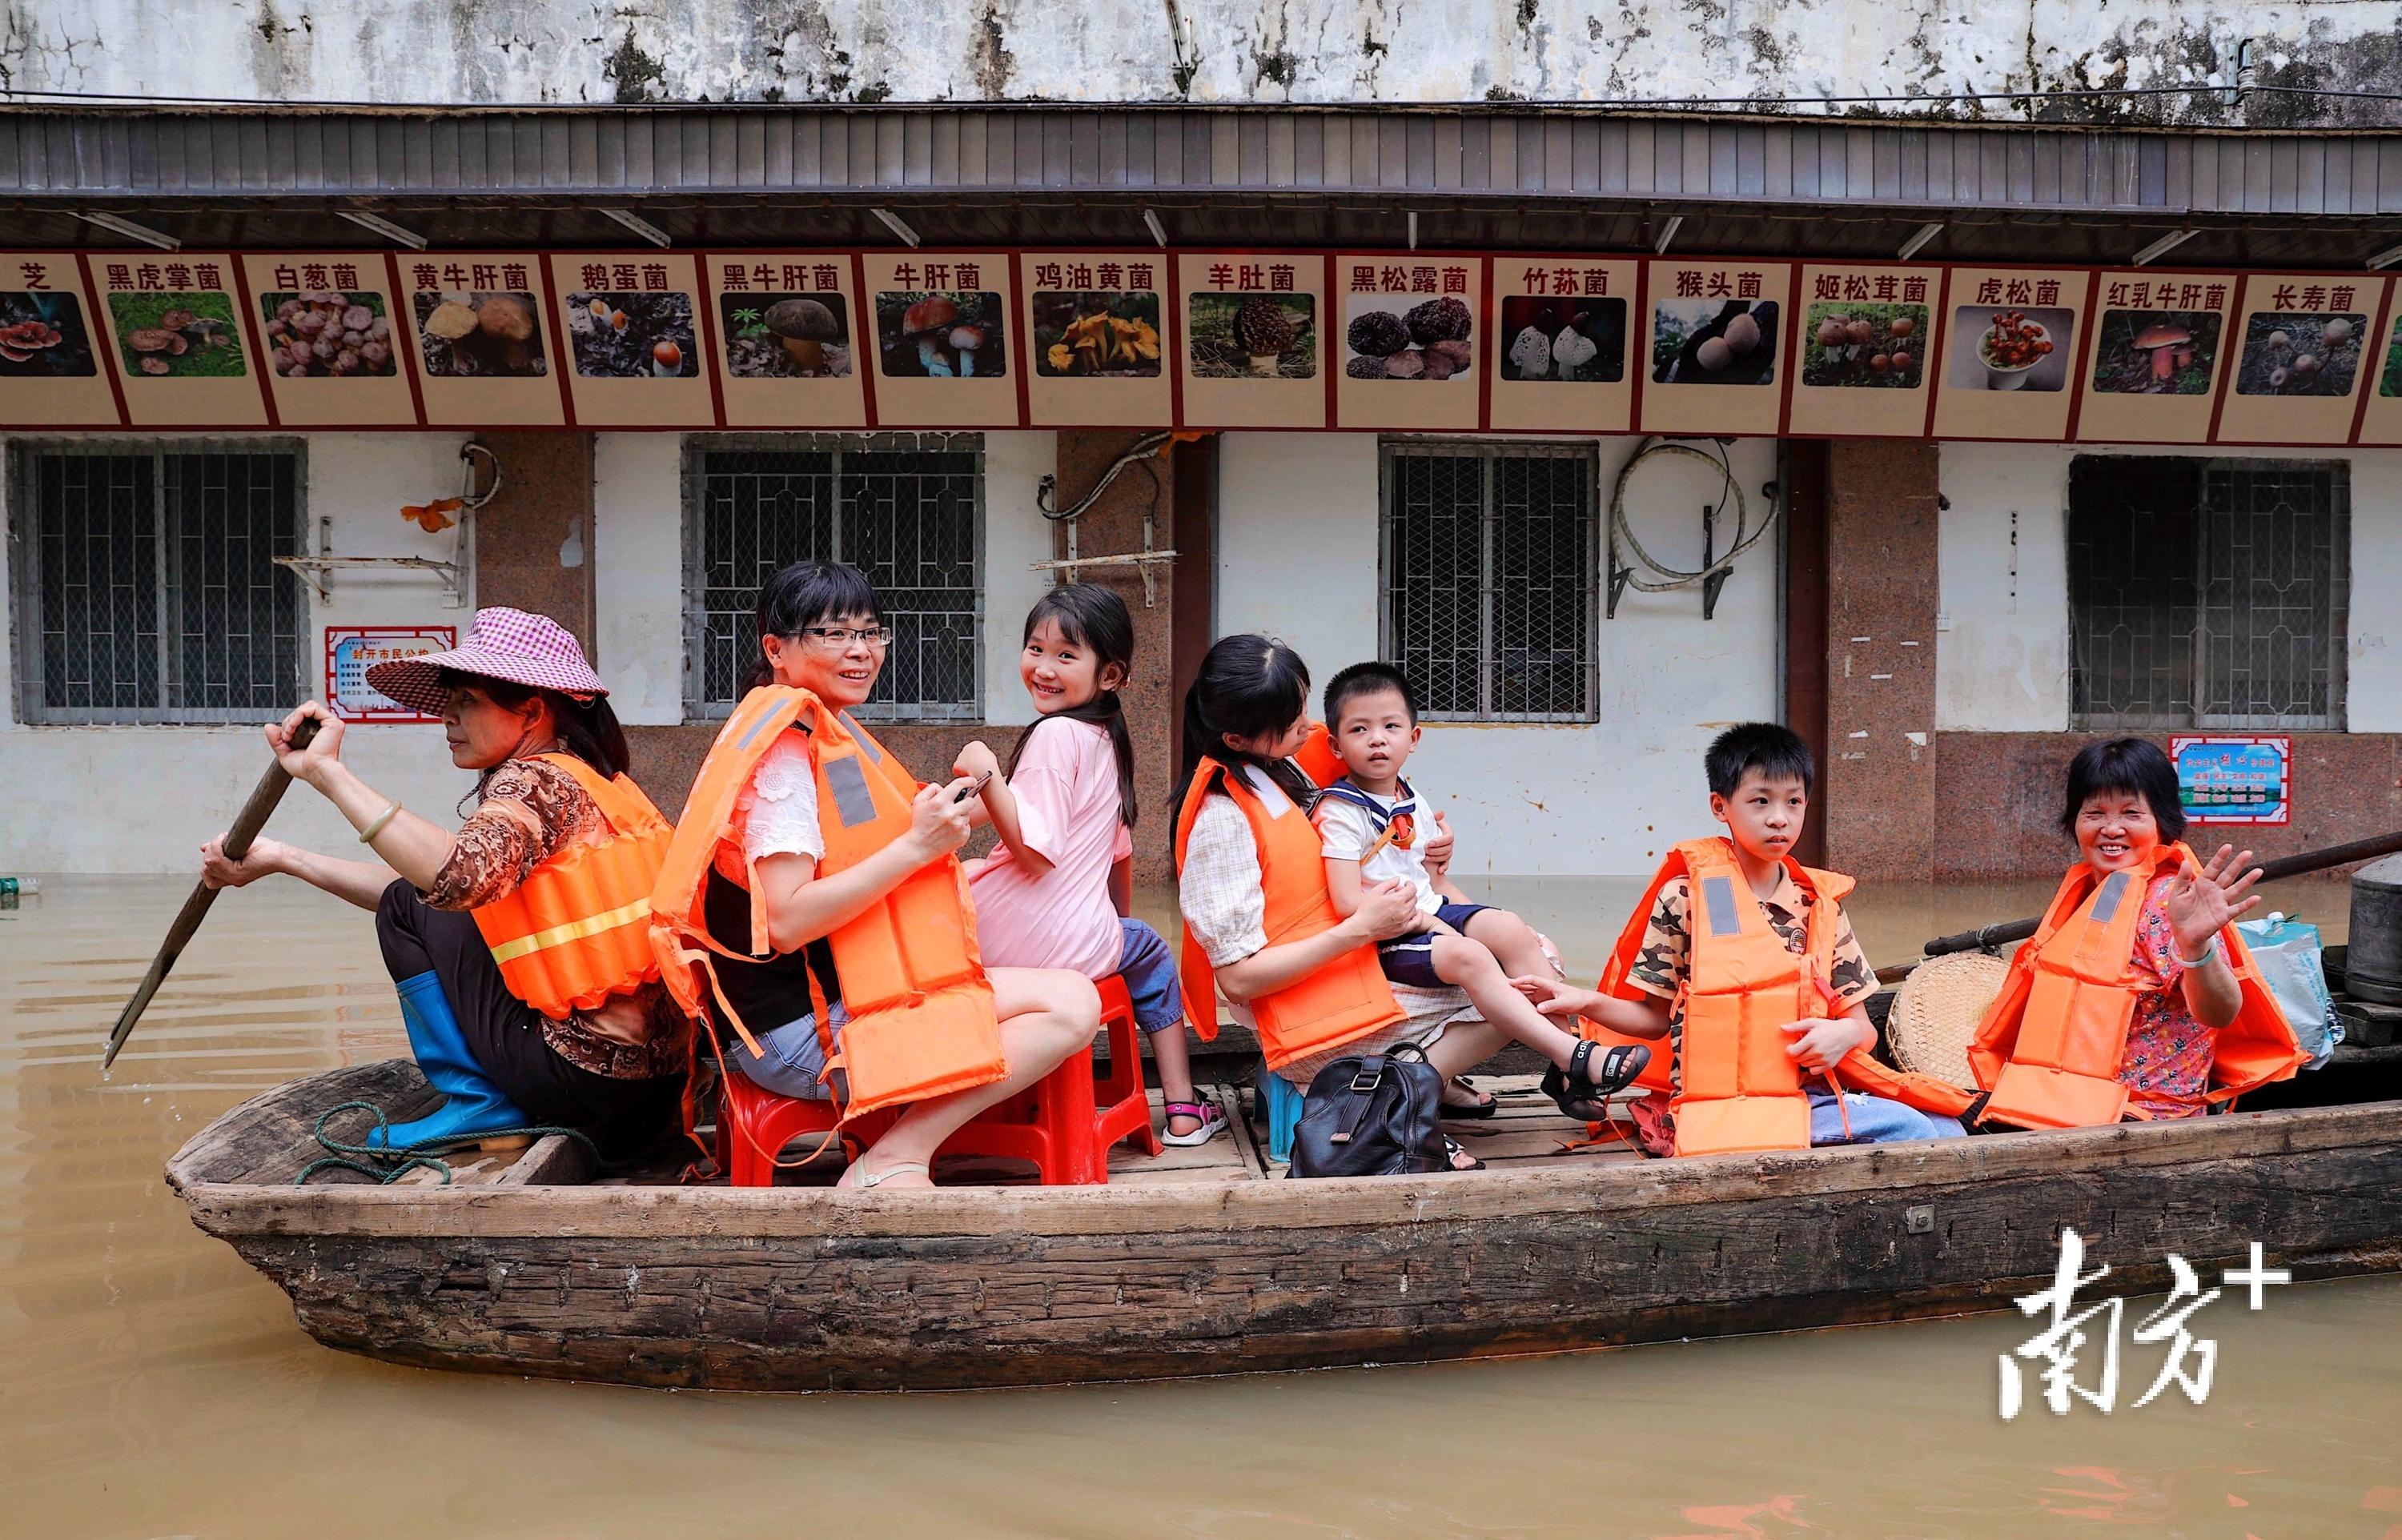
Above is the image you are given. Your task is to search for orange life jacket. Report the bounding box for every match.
[648,686,1006,1122]
[1171,755,1404,1071]
[1968,843,2304,1129]
[1588,837,1976,1157]
[469,752,672,1021]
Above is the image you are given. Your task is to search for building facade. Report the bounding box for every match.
[4,6,2399,878]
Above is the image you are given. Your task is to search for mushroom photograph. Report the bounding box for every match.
[1800,303,1927,389]
[106,290,247,379]
[1188,291,1315,379]
[1652,299,1779,387]
[1945,305,2073,392]
[2383,317,2402,399]
[721,293,850,378]
[1497,296,1625,383]
[2234,310,2366,398]
[412,291,549,378]
[257,291,397,379]
[1344,294,1473,382]
[564,290,698,379]
[1033,291,1162,378]
[0,290,97,378]
[874,291,1008,379]
[2090,308,2223,395]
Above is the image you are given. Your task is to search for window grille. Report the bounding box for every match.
[683,434,982,720]
[9,443,306,725]
[1380,440,1599,722]
[2067,456,2348,731]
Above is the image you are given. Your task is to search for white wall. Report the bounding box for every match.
[1216,431,1782,876]
[5,0,2373,125]
[1937,442,2402,734]
[0,431,475,872]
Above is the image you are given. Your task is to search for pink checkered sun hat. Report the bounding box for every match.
[365,607,608,716]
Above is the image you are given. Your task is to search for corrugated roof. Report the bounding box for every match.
[4,106,2397,267]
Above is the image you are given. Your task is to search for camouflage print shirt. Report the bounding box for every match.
[1621,868,1878,1149]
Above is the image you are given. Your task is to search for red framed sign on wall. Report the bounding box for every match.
[325,627,456,722]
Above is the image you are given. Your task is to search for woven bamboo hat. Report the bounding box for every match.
[1886,951,2010,1089]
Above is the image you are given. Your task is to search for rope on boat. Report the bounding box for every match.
[292,1100,601,1187]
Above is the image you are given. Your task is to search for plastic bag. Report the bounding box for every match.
[2235,912,2342,1070]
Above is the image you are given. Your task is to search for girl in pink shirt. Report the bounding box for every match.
[959,585,1223,1145]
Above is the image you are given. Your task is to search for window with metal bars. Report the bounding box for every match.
[683,434,983,720]
[9,443,307,725]
[1380,440,1599,722]
[2067,455,2349,732]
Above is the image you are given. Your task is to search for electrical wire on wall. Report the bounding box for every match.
[1607,436,1777,620]
[1030,430,1191,606]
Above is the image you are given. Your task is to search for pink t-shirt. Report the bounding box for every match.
[968,716,1134,980]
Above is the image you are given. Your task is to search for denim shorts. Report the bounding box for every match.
[730,1003,848,1101]
[1376,901,1492,989]
[1114,916,1186,1033]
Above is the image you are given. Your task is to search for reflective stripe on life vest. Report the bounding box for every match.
[1970,842,2304,1130]
[1587,837,1974,1157]
[469,752,672,1021]
[647,685,1006,1123]
[1171,755,1403,1070]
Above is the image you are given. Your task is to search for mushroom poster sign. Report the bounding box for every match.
[1787,263,1944,439]
[395,253,567,428]
[548,253,717,429]
[0,255,118,428]
[2073,271,2239,444]
[860,251,1021,429]
[91,252,269,427]
[1486,255,1637,435]
[1929,267,2090,443]
[1175,253,1330,430]
[704,254,867,429]
[1638,260,1794,438]
[1333,255,1485,432]
[1019,252,1173,428]
[2215,272,2390,447]
[239,254,418,427]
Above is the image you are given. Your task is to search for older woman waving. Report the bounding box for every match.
[200,608,685,1157]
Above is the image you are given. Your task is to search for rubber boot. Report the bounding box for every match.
[369,970,533,1152]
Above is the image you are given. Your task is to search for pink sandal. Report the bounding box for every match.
[1160,1101,1229,1148]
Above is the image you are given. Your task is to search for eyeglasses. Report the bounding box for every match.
[797,624,894,649]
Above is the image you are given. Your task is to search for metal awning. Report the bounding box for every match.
[5,105,2399,267]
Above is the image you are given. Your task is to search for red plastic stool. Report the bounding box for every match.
[713,975,1163,1187]
[928,974,1163,1185]
[714,1064,855,1188]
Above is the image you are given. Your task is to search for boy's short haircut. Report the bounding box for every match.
[1324,660,1418,729]
[1705,722,1815,798]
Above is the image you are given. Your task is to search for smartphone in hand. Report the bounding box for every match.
[953,770,994,804]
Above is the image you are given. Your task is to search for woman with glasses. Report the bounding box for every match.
[657,560,1097,1189]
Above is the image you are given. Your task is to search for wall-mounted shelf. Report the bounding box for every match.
[274,555,467,607]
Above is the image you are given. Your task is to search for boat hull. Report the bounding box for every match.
[171,1067,2402,1391]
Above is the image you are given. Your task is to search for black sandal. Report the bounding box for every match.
[1441,1135,1485,1172]
[1543,1040,1651,1123]
[1439,1075,1499,1120]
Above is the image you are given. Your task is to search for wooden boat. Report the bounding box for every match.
[168,1047,2402,1392]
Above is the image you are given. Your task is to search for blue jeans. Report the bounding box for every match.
[733,1004,848,1101]
[1808,1088,1966,1145]
[1114,916,1186,1033]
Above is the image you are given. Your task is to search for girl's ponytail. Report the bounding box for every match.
[1175,634,1315,861]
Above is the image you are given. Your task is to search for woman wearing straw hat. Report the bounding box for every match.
[199,607,686,1157]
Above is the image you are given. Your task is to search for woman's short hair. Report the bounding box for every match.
[2059,736,2187,844]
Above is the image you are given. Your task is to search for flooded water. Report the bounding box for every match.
[5,873,2396,1539]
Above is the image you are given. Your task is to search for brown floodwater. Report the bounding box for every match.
[5,873,2396,1539]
